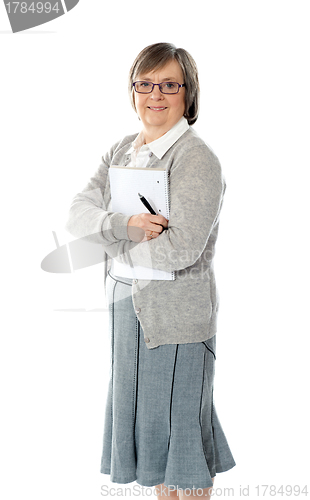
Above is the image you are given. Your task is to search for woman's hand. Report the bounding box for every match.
[127,213,169,242]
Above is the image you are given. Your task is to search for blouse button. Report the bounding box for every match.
[144,337,150,343]
[133,279,138,284]
[149,152,153,157]
[135,307,141,314]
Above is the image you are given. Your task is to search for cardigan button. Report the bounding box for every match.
[144,337,150,343]
[135,307,141,314]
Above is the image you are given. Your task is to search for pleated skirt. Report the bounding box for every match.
[100,271,236,490]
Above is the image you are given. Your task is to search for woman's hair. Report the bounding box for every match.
[128,42,200,126]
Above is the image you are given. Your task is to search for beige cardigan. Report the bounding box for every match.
[65,127,226,349]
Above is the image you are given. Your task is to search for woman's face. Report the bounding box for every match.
[134,59,186,143]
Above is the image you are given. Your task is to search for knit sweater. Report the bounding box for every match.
[65,127,226,349]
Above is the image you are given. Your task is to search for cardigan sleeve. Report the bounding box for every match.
[65,142,133,244]
[102,144,226,273]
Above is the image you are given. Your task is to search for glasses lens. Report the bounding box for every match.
[134,82,153,93]
[160,82,179,94]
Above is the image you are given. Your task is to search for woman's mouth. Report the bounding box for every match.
[147,106,167,111]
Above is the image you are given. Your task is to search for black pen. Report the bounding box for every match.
[138,192,157,215]
[138,192,167,231]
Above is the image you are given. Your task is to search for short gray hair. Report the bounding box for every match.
[128,42,200,126]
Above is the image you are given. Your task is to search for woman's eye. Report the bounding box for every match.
[141,82,151,87]
[165,83,177,89]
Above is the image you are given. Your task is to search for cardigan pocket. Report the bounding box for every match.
[202,335,216,360]
[106,271,117,313]
[107,269,132,287]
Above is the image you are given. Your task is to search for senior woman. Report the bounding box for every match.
[65,43,236,499]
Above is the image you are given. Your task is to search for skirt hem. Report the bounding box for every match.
[100,460,236,490]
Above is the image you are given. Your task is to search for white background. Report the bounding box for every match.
[1,1,309,499]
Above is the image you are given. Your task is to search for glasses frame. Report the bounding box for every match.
[132,81,186,95]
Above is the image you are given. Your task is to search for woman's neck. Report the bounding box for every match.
[143,125,169,144]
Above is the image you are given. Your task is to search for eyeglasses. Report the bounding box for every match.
[132,81,186,94]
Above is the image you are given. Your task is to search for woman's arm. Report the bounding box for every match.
[65,142,133,245]
[103,144,226,273]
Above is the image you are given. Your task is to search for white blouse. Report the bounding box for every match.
[126,116,189,168]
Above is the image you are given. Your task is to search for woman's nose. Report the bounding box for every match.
[150,84,163,99]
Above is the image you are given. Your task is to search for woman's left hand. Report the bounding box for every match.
[127,213,168,242]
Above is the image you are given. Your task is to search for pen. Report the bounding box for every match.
[138,192,167,231]
[138,192,157,215]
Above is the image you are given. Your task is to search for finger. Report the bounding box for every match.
[148,222,166,234]
[149,214,169,227]
[158,219,168,229]
[151,229,161,237]
[144,230,160,240]
[146,230,159,238]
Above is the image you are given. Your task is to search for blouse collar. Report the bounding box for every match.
[127,117,189,159]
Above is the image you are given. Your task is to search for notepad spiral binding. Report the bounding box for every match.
[164,170,175,280]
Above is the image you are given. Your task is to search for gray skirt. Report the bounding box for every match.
[100,271,236,490]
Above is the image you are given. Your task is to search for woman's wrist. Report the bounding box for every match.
[127,216,145,242]
[109,213,132,240]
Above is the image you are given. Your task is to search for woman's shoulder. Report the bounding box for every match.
[109,133,139,155]
[173,127,220,163]
[102,133,139,165]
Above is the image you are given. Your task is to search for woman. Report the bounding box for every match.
[65,43,236,498]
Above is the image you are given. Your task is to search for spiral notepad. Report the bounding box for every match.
[108,165,175,280]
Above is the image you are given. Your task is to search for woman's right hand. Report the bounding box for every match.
[127,213,169,242]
